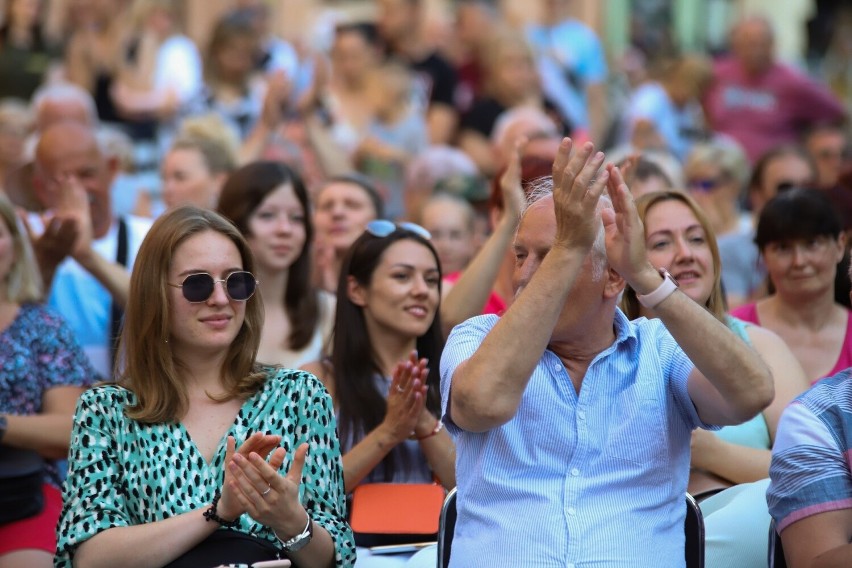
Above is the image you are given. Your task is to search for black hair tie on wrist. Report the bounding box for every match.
[203,489,241,528]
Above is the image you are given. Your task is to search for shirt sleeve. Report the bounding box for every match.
[439,315,499,435]
[55,387,132,566]
[653,321,712,432]
[767,400,852,532]
[789,69,846,125]
[575,27,608,84]
[291,371,357,567]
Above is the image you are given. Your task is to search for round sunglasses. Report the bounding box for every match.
[168,271,258,303]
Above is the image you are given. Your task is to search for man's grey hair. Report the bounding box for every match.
[522,175,611,282]
[30,82,99,129]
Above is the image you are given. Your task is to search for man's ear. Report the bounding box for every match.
[602,266,626,300]
[347,275,367,307]
[104,155,120,183]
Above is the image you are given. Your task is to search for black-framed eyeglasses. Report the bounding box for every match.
[168,271,258,303]
[365,220,432,240]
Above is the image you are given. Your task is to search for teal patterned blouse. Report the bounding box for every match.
[55,367,356,567]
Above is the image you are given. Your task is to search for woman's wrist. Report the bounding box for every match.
[273,508,311,542]
[203,489,240,527]
[413,419,443,441]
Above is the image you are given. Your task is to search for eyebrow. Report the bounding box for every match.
[390,263,439,272]
[647,224,703,238]
[176,267,244,278]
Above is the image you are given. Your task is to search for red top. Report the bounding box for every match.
[729,302,852,384]
[443,271,507,317]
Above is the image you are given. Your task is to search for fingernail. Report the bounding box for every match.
[234,453,244,463]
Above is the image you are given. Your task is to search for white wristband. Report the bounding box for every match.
[636,268,679,309]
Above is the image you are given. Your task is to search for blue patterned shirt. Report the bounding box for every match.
[768,369,852,532]
[440,309,713,568]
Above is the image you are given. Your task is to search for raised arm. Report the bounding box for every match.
[61,173,130,307]
[440,138,526,335]
[449,139,609,432]
[603,166,773,425]
[690,324,809,485]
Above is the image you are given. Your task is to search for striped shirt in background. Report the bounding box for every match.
[440,309,717,568]
[768,369,852,532]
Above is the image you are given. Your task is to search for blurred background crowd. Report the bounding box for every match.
[3,1,852,565]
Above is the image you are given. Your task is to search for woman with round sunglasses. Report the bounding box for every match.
[301,221,455,566]
[620,191,808,568]
[218,161,335,369]
[55,206,355,568]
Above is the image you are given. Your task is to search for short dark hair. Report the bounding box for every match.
[755,187,842,249]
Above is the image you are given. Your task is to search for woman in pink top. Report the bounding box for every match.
[730,188,852,383]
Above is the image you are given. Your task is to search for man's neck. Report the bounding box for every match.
[548,312,619,394]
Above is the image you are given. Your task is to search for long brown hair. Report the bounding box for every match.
[218,161,319,351]
[117,206,265,423]
[620,191,728,322]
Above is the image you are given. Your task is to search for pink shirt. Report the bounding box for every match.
[443,271,507,316]
[729,303,852,383]
[704,58,845,163]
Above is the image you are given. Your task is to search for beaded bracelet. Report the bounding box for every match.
[416,420,444,441]
[203,490,240,528]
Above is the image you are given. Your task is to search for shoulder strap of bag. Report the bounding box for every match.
[109,217,129,373]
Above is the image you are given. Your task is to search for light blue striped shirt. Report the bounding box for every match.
[440,309,711,568]
[768,369,852,532]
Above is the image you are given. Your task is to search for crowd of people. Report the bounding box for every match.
[2,0,852,567]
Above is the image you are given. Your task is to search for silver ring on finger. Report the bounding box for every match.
[262,485,272,496]
[396,385,405,393]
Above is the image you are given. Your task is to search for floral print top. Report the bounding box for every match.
[0,303,97,487]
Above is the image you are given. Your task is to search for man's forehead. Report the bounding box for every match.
[37,140,100,170]
[516,197,557,242]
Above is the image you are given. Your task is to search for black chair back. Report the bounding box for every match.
[437,487,457,568]
[685,493,705,568]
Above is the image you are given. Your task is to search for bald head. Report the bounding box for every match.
[731,17,775,75]
[35,122,115,238]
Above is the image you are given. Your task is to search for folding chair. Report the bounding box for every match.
[685,492,705,568]
[436,487,457,568]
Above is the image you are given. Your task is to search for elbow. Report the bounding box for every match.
[733,366,775,423]
[450,388,515,433]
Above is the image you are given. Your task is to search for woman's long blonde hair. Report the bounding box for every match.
[620,191,728,322]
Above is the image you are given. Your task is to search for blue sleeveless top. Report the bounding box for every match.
[713,316,772,450]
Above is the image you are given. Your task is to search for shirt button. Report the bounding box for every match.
[571,468,580,476]
[578,411,586,420]
[567,507,576,515]
[553,363,561,370]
